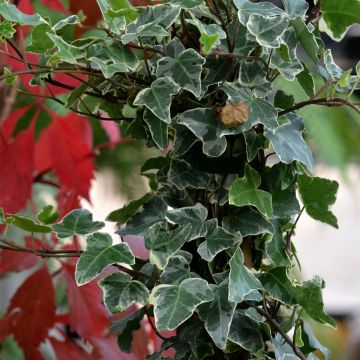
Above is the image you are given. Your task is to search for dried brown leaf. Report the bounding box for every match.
[217,102,248,128]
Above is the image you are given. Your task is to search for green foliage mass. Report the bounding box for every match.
[1,0,360,359]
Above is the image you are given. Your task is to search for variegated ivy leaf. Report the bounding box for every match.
[53,15,79,31]
[238,60,271,98]
[149,278,214,331]
[236,0,285,25]
[160,254,199,285]
[156,49,205,97]
[0,20,15,41]
[117,196,168,236]
[221,82,252,104]
[198,281,236,350]
[166,203,208,241]
[324,49,345,81]
[133,77,180,124]
[265,113,314,171]
[143,109,169,150]
[177,108,227,157]
[170,0,203,8]
[296,65,315,97]
[47,33,85,64]
[272,334,298,359]
[270,28,304,81]
[53,209,105,238]
[282,0,308,19]
[144,222,192,269]
[0,2,47,25]
[298,173,339,228]
[121,4,180,43]
[247,13,288,48]
[229,164,273,218]
[243,129,265,162]
[228,310,265,353]
[26,23,54,53]
[225,19,255,56]
[228,247,263,303]
[99,272,149,313]
[75,232,135,285]
[198,219,242,262]
[89,42,139,78]
[222,207,274,237]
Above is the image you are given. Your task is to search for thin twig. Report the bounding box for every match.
[144,307,169,341]
[285,206,305,255]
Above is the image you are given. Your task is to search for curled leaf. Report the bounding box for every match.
[217,102,248,128]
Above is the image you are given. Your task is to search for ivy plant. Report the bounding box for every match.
[1,0,360,359]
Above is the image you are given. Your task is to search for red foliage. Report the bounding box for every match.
[5,267,56,359]
[49,337,92,360]
[62,263,109,339]
[0,238,40,274]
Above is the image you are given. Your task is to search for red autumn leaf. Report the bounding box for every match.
[35,113,94,200]
[0,128,34,213]
[6,266,55,359]
[0,317,10,341]
[62,263,109,339]
[50,337,92,360]
[0,238,41,275]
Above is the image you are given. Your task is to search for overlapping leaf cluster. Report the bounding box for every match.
[1,0,359,359]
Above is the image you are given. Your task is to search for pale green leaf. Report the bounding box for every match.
[228,247,263,303]
[198,281,236,349]
[323,48,343,80]
[26,23,53,53]
[198,219,241,262]
[133,77,180,124]
[150,278,214,331]
[53,15,79,31]
[298,173,339,228]
[272,334,298,359]
[5,215,53,233]
[294,276,336,327]
[99,272,149,312]
[170,0,203,8]
[36,205,59,225]
[0,3,46,25]
[282,0,308,18]
[75,232,135,285]
[160,254,198,285]
[247,13,288,48]
[236,1,284,25]
[229,164,273,218]
[47,33,85,64]
[0,20,15,41]
[53,209,105,238]
[265,113,314,171]
[157,48,205,97]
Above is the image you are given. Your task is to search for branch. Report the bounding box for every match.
[208,51,267,67]
[254,304,306,360]
[279,97,360,116]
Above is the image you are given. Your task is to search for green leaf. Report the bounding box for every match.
[160,254,198,285]
[228,247,263,303]
[198,219,241,262]
[65,83,88,108]
[3,67,17,85]
[229,164,273,218]
[0,20,15,41]
[157,48,205,98]
[274,90,294,110]
[166,203,208,241]
[221,82,252,104]
[171,0,203,8]
[47,33,85,64]
[198,281,236,349]
[228,310,264,353]
[1,336,25,360]
[99,272,149,312]
[272,187,300,218]
[266,218,290,266]
[177,108,227,157]
[272,333,298,359]
[301,322,331,360]
[53,209,105,238]
[133,77,180,124]
[265,113,314,171]
[118,196,168,236]
[244,130,265,162]
[238,61,271,98]
[323,48,343,80]
[282,0,308,18]
[75,232,135,285]
[36,205,59,224]
[111,307,146,352]
[106,193,151,223]
[226,19,254,56]
[247,14,288,48]
[145,222,192,269]
[294,276,336,327]
[0,3,46,25]
[143,109,169,150]
[53,15,79,31]
[223,207,274,237]
[297,174,339,228]
[5,215,52,233]
[259,267,296,304]
[149,278,214,331]
[320,0,360,41]
[236,1,285,25]
[296,65,315,97]
[290,18,319,63]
